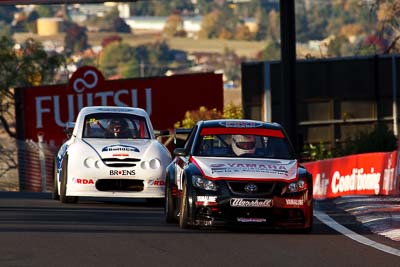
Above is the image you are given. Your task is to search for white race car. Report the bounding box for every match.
[52,106,172,203]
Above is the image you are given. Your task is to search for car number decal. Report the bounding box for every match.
[237,218,267,223]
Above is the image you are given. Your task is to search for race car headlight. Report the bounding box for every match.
[83,157,102,168]
[141,158,161,170]
[287,179,307,193]
[192,175,217,191]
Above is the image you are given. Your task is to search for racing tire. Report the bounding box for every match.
[179,179,192,229]
[59,155,78,204]
[51,158,60,200]
[165,181,177,223]
[298,204,313,234]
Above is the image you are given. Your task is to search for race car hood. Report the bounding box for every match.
[84,139,153,159]
[191,156,298,181]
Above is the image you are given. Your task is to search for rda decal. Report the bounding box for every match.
[102,144,139,153]
[230,198,273,208]
[110,170,136,176]
[148,179,165,186]
[72,178,94,184]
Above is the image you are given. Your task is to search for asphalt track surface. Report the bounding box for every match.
[0,192,399,267]
[328,196,400,242]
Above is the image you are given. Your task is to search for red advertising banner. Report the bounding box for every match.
[15,66,223,147]
[303,151,397,199]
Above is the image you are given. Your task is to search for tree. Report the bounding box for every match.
[163,14,186,37]
[0,21,12,38]
[199,9,221,39]
[338,123,397,156]
[266,9,280,42]
[235,24,253,41]
[0,36,65,138]
[222,46,241,82]
[327,35,352,57]
[255,6,268,41]
[64,21,89,56]
[101,35,122,48]
[0,6,17,24]
[34,5,59,17]
[258,41,280,61]
[370,0,400,53]
[98,42,137,78]
[174,105,243,129]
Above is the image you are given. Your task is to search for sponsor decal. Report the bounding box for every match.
[110,170,136,176]
[97,107,135,113]
[196,195,218,206]
[72,178,94,184]
[331,168,381,195]
[230,198,273,208]
[237,217,267,223]
[285,199,304,205]
[102,144,139,153]
[219,121,263,128]
[313,172,329,197]
[148,179,165,186]
[112,153,129,157]
[210,163,288,175]
[197,196,217,202]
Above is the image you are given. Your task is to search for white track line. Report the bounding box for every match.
[314,210,400,257]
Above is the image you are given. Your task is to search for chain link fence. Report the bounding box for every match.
[0,137,58,192]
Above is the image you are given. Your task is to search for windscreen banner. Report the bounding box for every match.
[303,151,399,199]
[15,65,223,147]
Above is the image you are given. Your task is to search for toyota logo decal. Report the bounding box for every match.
[244,183,258,193]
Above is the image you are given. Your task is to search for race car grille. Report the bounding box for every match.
[96,179,144,192]
[102,158,140,167]
[227,181,285,196]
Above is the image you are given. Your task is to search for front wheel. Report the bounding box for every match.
[179,179,192,229]
[51,158,60,200]
[59,155,78,204]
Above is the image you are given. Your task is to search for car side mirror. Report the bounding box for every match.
[64,122,75,138]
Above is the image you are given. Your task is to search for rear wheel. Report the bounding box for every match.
[59,155,78,204]
[165,181,177,223]
[179,179,191,229]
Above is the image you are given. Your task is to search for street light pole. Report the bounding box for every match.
[279,0,298,152]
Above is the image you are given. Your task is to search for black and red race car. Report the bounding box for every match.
[164,119,313,231]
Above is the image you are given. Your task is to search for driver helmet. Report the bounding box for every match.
[108,118,128,137]
[232,134,256,156]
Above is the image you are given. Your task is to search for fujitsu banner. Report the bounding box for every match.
[15,66,223,146]
[303,151,398,199]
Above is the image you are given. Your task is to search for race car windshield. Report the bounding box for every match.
[195,133,295,159]
[82,113,151,139]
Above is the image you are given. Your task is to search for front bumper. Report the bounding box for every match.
[191,192,313,229]
[66,169,166,198]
